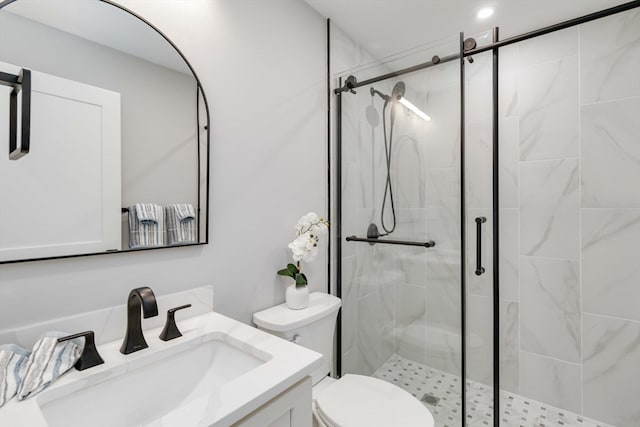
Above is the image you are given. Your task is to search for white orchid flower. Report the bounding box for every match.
[281,212,329,285]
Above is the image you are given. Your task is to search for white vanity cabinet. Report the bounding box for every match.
[233,377,312,427]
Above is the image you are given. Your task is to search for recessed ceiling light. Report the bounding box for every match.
[477,8,494,19]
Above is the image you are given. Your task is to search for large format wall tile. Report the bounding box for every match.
[393,128,427,209]
[581,9,640,104]
[520,159,579,259]
[500,301,519,393]
[499,45,518,118]
[500,208,519,302]
[582,209,640,321]
[424,84,461,169]
[357,292,381,375]
[499,117,519,209]
[520,256,581,363]
[396,285,427,364]
[466,121,492,210]
[581,97,640,208]
[425,250,461,330]
[520,351,581,414]
[518,56,578,161]
[518,27,578,69]
[354,243,398,298]
[583,314,640,427]
[341,255,358,352]
[467,294,493,386]
[466,52,493,125]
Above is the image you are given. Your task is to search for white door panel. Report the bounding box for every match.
[0,61,121,261]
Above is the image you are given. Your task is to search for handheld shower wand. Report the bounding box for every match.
[368,81,406,237]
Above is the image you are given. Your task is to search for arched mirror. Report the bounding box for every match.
[0,0,210,263]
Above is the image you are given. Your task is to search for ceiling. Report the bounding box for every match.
[305,0,629,60]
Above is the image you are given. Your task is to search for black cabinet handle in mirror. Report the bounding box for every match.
[159,304,192,341]
[0,68,31,160]
[475,217,487,276]
[58,331,104,371]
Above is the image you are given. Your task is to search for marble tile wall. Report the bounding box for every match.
[495,9,640,427]
[339,10,640,426]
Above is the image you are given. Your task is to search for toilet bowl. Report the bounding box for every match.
[253,292,434,427]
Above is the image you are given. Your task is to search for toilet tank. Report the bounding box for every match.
[253,292,341,385]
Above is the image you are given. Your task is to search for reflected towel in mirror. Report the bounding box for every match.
[135,203,159,223]
[129,204,165,248]
[174,204,195,222]
[166,204,197,245]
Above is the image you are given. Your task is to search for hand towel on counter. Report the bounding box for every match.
[166,203,197,245]
[0,344,30,408]
[17,332,82,401]
[129,203,165,248]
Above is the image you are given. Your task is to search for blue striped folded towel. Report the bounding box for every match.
[135,203,159,224]
[166,204,197,245]
[17,332,82,401]
[174,204,195,222]
[129,203,165,248]
[0,344,30,408]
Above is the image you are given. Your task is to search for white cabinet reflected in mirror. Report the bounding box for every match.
[0,0,210,263]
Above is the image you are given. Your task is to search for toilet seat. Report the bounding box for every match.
[314,374,434,427]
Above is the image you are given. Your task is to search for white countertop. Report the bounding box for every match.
[0,311,323,427]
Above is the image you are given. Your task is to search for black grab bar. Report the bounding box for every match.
[345,236,435,248]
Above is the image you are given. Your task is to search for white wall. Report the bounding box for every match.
[0,0,328,330]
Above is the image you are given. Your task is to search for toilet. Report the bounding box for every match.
[253,292,435,427]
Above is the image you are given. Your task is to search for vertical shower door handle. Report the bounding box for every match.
[475,216,486,276]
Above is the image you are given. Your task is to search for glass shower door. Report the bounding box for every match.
[462,30,497,427]
[337,34,466,426]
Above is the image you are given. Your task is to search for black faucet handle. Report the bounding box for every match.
[159,304,192,341]
[58,331,105,371]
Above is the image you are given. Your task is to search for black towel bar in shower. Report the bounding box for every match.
[345,236,435,248]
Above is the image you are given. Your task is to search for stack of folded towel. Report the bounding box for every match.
[128,203,165,249]
[165,203,197,245]
[0,332,82,408]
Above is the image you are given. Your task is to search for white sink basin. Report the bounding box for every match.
[40,337,263,427]
[0,312,322,427]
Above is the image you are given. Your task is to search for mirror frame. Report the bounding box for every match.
[0,0,210,264]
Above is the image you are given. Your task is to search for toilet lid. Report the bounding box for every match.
[315,374,434,427]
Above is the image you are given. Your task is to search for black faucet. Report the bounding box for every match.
[120,287,158,354]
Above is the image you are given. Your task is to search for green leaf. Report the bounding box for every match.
[286,263,299,275]
[277,268,294,278]
[295,273,308,287]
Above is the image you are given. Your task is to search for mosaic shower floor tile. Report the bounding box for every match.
[371,354,613,427]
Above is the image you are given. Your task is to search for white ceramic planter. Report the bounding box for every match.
[285,285,309,310]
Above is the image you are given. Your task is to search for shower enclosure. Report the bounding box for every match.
[332,2,640,426]
[334,31,497,426]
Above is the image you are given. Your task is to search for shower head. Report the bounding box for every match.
[391,81,405,102]
[390,81,405,120]
[370,81,430,122]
